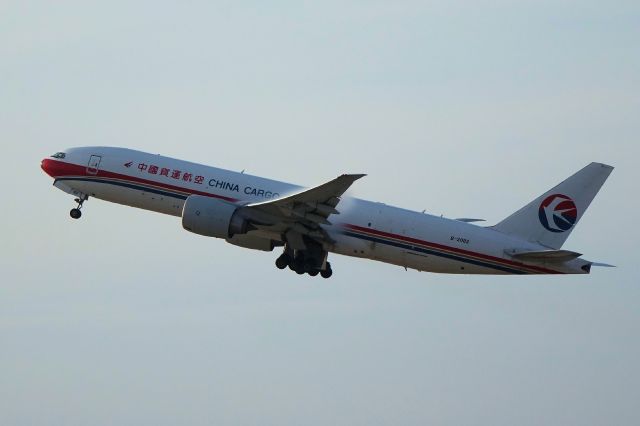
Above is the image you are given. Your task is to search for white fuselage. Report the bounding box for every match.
[42,147,590,275]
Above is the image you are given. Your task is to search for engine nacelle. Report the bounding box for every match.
[182,195,247,239]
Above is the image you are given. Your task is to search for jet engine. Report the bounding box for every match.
[182,195,248,238]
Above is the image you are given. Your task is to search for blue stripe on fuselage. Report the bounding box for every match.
[343,231,527,275]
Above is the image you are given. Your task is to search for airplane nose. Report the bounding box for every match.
[41,158,56,177]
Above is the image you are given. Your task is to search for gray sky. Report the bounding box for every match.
[1,1,639,425]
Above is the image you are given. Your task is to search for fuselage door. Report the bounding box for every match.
[87,155,102,175]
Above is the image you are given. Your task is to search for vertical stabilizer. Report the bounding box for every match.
[492,163,613,249]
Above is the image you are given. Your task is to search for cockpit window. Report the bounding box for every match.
[51,152,66,159]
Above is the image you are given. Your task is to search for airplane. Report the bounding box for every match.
[41,147,614,278]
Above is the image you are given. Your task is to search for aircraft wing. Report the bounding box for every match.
[241,174,365,248]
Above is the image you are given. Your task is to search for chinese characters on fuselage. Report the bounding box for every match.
[134,162,278,199]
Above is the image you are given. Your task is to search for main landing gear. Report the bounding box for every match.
[275,246,333,279]
[69,195,88,219]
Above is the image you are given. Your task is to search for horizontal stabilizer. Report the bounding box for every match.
[455,218,486,223]
[590,262,616,268]
[505,248,583,262]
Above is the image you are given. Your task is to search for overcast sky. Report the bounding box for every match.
[1,1,639,425]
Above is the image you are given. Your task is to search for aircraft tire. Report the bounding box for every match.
[291,259,306,274]
[320,264,333,279]
[275,254,289,269]
[70,208,82,219]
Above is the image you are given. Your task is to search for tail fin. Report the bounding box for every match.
[492,162,613,249]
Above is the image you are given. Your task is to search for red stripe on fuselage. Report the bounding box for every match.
[342,224,563,275]
[42,159,239,202]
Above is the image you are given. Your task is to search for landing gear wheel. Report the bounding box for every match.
[275,254,290,270]
[308,270,319,277]
[320,263,333,279]
[303,259,316,274]
[70,208,82,219]
[289,256,305,274]
[69,195,88,220]
[288,252,307,275]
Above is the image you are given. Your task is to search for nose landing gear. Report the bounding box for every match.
[69,195,88,220]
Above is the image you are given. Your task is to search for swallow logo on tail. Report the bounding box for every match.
[539,194,578,233]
